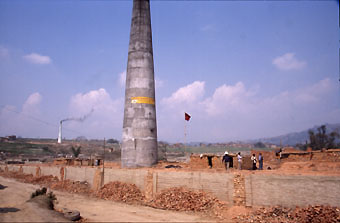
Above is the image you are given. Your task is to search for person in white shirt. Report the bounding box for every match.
[237,152,242,170]
[251,154,257,170]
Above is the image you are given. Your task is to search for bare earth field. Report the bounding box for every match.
[0,176,214,222]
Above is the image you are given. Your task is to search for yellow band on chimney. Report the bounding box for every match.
[131,97,155,105]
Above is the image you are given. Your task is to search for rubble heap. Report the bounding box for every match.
[234,205,340,223]
[50,180,92,194]
[0,171,91,194]
[96,181,145,204]
[28,175,59,186]
[150,187,220,212]
[0,171,31,181]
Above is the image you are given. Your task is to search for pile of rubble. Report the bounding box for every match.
[0,171,92,195]
[234,205,340,223]
[149,187,220,212]
[0,171,31,181]
[50,180,92,195]
[96,181,145,204]
[28,175,59,186]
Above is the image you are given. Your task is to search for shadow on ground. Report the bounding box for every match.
[0,207,20,213]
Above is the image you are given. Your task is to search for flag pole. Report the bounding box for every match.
[184,120,187,154]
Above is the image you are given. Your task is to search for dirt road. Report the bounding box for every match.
[0,176,215,222]
[0,176,67,222]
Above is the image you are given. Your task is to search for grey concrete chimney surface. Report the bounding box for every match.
[121,0,158,168]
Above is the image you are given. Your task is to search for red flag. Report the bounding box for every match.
[185,112,191,121]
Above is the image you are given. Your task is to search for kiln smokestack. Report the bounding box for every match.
[121,0,158,167]
[58,121,62,144]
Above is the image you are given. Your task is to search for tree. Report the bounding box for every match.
[71,146,81,158]
[254,142,266,148]
[307,125,340,150]
[296,140,308,151]
[107,139,119,144]
[327,131,340,149]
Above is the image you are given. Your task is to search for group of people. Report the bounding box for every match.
[222,151,264,170]
[251,153,264,170]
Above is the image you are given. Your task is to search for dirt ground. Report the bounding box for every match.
[0,176,216,222]
[0,177,68,222]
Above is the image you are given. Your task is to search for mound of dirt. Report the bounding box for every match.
[234,205,340,223]
[96,181,145,204]
[28,195,54,210]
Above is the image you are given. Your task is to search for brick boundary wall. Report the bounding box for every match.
[245,174,340,207]
[1,164,340,208]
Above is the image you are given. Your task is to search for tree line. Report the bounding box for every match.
[297,125,340,151]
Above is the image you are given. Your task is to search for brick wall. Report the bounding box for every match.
[245,174,340,207]
[1,164,340,208]
[155,171,234,203]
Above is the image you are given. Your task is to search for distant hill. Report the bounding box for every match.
[251,123,340,146]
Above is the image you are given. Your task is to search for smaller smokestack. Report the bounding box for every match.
[58,121,62,144]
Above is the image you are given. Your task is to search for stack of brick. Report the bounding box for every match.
[233,173,246,206]
[212,156,226,168]
[189,155,210,169]
[234,205,340,223]
[310,150,340,162]
[95,181,145,204]
[51,180,92,194]
[149,187,222,212]
[236,156,253,170]
[251,150,277,163]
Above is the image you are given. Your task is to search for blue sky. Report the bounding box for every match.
[0,0,339,143]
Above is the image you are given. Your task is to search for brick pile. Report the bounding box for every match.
[50,180,92,194]
[311,151,340,162]
[0,171,31,181]
[149,187,223,212]
[95,181,145,204]
[234,205,340,223]
[28,175,59,186]
[233,173,246,206]
[0,170,91,194]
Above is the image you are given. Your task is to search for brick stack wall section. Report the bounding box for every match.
[189,155,226,169]
[212,157,225,169]
[189,156,210,169]
[251,150,277,163]
[311,151,340,162]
